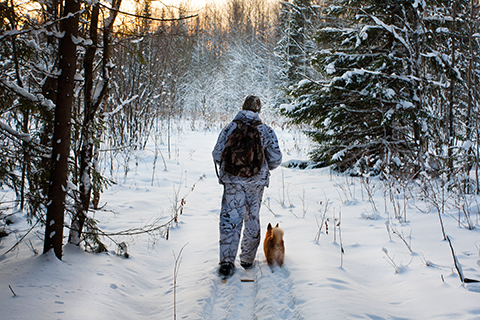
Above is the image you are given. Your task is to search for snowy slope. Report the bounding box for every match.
[1,120,480,320]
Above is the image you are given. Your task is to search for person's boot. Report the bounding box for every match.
[218,261,235,278]
[240,261,253,269]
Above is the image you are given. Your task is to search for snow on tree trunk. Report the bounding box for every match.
[43,0,81,259]
[69,0,122,246]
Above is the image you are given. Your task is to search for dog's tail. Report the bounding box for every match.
[272,227,284,238]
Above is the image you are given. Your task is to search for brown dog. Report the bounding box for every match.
[263,223,285,269]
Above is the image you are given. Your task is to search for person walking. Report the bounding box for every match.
[212,95,282,278]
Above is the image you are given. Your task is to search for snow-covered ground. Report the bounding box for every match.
[1,118,480,319]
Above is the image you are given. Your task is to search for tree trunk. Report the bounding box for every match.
[447,0,457,174]
[464,0,475,182]
[68,3,100,246]
[68,0,122,245]
[43,0,81,259]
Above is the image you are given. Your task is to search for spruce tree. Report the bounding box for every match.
[284,0,427,175]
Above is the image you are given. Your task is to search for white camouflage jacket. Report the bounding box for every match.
[212,110,283,187]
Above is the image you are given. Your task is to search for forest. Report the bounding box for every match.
[1,1,480,318]
[0,0,288,258]
[1,0,479,262]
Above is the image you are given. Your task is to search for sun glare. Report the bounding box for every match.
[119,0,217,17]
[161,0,208,9]
[149,0,212,11]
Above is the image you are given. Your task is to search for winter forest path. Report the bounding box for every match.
[201,263,304,319]
[82,126,480,319]
[2,124,480,319]
[135,127,480,319]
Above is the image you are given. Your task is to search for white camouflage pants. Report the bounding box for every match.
[219,183,264,265]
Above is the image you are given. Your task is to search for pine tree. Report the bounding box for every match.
[284,0,428,175]
[0,0,54,223]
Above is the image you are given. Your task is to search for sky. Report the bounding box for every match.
[119,0,215,17]
[159,0,210,10]
[118,0,211,21]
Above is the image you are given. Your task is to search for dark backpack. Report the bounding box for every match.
[221,120,265,178]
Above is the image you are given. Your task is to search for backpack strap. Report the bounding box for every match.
[214,159,220,178]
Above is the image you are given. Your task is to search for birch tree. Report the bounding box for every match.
[275,0,319,92]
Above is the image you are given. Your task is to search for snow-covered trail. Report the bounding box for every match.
[202,270,258,319]
[94,124,314,319]
[201,264,303,320]
[98,125,480,319]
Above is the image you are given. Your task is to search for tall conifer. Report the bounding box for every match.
[284,0,427,174]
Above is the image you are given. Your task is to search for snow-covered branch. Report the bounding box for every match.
[0,8,86,42]
[0,79,55,109]
[0,120,31,143]
[369,15,410,51]
[102,95,139,117]
[0,79,40,102]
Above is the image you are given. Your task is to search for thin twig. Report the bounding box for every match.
[173,243,188,320]
[99,2,198,22]
[382,247,398,273]
[262,199,277,217]
[80,217,175,237]
[446,236,465,283]
[391,227,413,253]
[446,236,479,283]
[5,219,41,255]
[9,285,16,297]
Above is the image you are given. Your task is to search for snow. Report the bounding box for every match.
[0,121,31,143]
[279,103,297,113]
[71,36,92,46]
[384,88,395,99]
[325,62,336,75]
[102,95,139,117]
[1,119,480,319]
[436,28,450,34]
[92,84,104,102]
[333,68,380,86]
[332,148,347,161]
[370,16,409,51]
[297,79,311,87]
[462,141,473,151]
[356,26,371,47]
[397,100,415,109]
[67,180,78,191]
[412,0,425,9]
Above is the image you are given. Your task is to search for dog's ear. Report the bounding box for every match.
[267,223,272,229]
[275,223,279,228]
